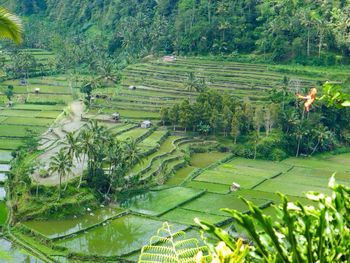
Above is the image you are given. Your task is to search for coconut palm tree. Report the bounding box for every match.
[48,149,73,200]
[311,126,333,155]
[184,72,198,92]
[64,131,81,162]
[78,129,94,188]
[125,138,142,167]
[0,7,23,44]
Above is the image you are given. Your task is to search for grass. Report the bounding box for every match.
[121,187,205,216]
[12,104,64,111]
[181,192,271,217]
[194,158,291,188]
[0,125,46,138]
[0,139,24,150]
[128,136,180,175]
[254,179,331,197]
[160,207,229,225]
[138,130,168,149]
[283,156,350,173]
[2,117,53,126]
[165,166,196,187]
[185,181,230,194]
[190,152,230,168]
[117,128,150,141]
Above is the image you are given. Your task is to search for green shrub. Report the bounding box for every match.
[270,148,288,161]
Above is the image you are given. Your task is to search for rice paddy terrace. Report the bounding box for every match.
[11,152,350,262]
[92,57,347,120]
[0,53,349,262]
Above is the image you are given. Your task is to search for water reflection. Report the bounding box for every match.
[0,187,6,201]
[0,165,10,172]
[0,239,42,263]
[23,207,125,239]
[56,215,185,257]
[0,173,7,183]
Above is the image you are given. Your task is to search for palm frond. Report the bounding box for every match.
[139,222,209,263]
[0,7,23,44]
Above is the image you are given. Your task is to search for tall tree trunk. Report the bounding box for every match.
[311,139,321,156]
[254,140,257,160]
[208,0,211,24]
[78,154,86,188]
[296,136,302,157]
[64,173,69,191]
[318,32,323,58]
[58,174,62,201]
[307,28,310,57]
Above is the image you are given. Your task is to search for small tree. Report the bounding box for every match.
[48,149,73,200]
[4,85,14,103]
[160,106,170,126]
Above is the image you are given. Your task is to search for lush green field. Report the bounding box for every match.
[122,187,204,216]
[88,56,343,121]
[3,53,350,262]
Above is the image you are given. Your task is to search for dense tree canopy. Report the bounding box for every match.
[1,0,350,64]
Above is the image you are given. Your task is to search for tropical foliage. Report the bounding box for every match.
[0,6,22,44]
[139,222,209,263]
[161,85,350,159]
[48,120,142,197]
[196,177,350,262]
[5,0,350,65]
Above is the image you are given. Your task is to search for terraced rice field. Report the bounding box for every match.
[88,57,332,120]
[2,53,349,262]
[55,214,187,257]
[22,207,126,239]
[19,146,350,262]
[0,74,72,151]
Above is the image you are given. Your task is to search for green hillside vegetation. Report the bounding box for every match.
[0,2,350,263]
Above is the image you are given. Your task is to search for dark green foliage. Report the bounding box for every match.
[4,0,350,64]
[197,177,350,262]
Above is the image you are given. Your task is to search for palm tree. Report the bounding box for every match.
[125,139,142,167]
[64,131,81,162]
[311,126,333,155]
[184,72,197,92]
[0,7,22,44]
[78,129,94,188]
[48,149,73,200]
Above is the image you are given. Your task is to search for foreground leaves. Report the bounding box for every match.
[197,176,350,262]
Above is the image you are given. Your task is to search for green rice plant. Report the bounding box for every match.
[2,117,53,126]
[160,208,229,226]
[122,187,204,216]
[139,222,209,263]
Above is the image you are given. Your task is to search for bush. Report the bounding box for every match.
[270,148,288,161]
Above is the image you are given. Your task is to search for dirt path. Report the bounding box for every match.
[32,101,86,186]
